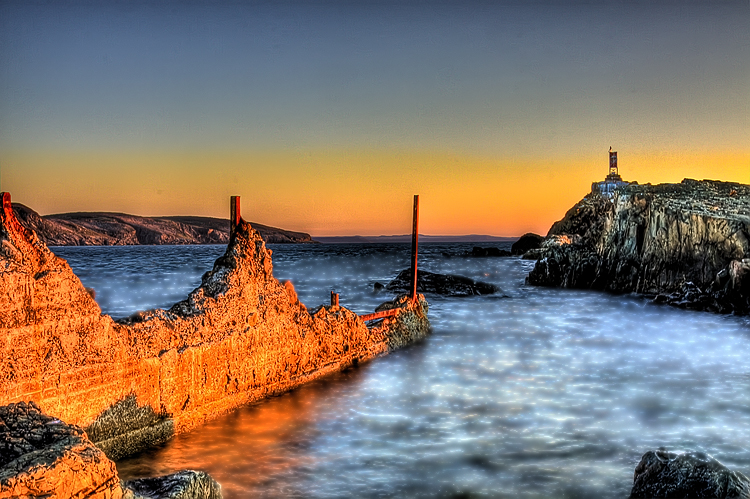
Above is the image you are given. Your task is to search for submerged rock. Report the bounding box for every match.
[527,180,750,315]
[511,233,544,255]
[386,269,499,296]
[630,448,750,498]
[124,471,221,499]
[466,246,512,257]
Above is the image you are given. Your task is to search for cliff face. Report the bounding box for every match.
[528,180,750,314]
[0,193,430,461]
[11,204,315,246]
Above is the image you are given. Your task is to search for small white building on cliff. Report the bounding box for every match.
[591,147,634,198]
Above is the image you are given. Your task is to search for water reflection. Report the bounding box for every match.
[118,367,368,498]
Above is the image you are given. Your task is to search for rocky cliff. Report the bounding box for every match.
[12,204,315,246]
[528,179,750,314]
[0,192,430,462]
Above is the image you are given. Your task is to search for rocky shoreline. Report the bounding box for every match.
[0,192,430,497]
[527,179,750,315]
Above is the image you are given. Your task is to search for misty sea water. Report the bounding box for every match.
[54,242,750,499]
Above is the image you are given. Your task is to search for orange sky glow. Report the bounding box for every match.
[3,148,748,237]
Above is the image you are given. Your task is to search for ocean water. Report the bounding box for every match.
[54,243,750,499]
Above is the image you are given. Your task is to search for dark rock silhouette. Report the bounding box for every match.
[511,233,544,255]
[467,246,512,257]
[527,179,750,315]
[387,269,499,296]
[11,203,314,246]
[630,448,750,498]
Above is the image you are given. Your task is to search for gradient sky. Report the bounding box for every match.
[1,1,748,236]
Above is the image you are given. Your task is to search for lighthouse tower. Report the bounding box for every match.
[591,147,629,198]
[606,147,623,182]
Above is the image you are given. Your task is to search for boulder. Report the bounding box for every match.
[0,402,223,499]
[630,448,750,498]
[0,401,123,499]
[511,233,544,255]
[386,269,499,296]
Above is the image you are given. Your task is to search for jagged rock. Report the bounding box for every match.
[386,269,499,296]
[527,180,750,315]
[466,246,512,257]
[511,233,544,255]
[630,448,750,498]
[123,471,221,499]
[0,193,430,462]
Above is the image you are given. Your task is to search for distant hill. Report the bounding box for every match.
[11,204,315,246]
[313,234,519,244]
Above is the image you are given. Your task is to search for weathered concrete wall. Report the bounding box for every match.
[0,193,430,459]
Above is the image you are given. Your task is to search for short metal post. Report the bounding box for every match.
[410,194,419,301]
[331,291,339,307]
[230,196,241,238]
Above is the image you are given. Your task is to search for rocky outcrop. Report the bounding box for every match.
[528,180,750,314]
[511,233,544,255]
[11,204,315,246]
[387,269,499,296]
[630,448,750,498]
[0,401,221,499]
[0,192,430,462]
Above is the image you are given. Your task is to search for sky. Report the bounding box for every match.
[0,1,748,237]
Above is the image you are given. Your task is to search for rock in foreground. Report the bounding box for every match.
[0,401,222,499]
[630,448,750,499]
[0,401,123,499]
[387,269,499,296]
[528,180,750,315]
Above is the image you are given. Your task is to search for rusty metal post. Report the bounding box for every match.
[410,194,419,301]
[1,192,10,214]
[230,196,241,238]
[331,291,339,307]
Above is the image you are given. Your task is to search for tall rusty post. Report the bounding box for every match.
[230,196,241,238]
[1,192,10,214]
[410,194,419,301]
[331,291,339,307]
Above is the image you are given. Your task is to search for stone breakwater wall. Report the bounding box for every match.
[528,179,750,314]
[0,194,430,460]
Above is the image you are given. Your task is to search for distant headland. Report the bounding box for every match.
[11,203,315,245]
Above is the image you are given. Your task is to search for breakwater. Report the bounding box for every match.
[0,192,429,464]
